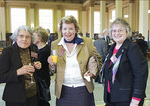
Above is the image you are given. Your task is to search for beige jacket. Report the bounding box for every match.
[51,36,102,99]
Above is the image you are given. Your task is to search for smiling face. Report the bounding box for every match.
[61,23,76,42]
[111,24,127,45]
[16,29,31,49]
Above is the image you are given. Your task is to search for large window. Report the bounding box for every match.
[112,10,116,21]
[94,11,100,33]
[11,8,26,33]
[109,9,116,23]
[39,9,53,32]
[65,10,78,21]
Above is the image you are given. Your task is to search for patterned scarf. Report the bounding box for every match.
[64,33,83,44]
[99,49,125,84]
[112,53,123,84]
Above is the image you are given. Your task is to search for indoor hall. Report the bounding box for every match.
[0,0,150,106]
[0,59,150,105]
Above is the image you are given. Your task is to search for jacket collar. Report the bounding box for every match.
[57,37,84,61]
[107,39,130,68]
[108,39,130,58]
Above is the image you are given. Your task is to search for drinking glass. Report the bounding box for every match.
[29,63,34,83]
[51,50,58,65]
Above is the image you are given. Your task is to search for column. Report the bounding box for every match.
[82,7,86,37]
[30,4,35,28]
[129,1,133,32]
[89,0,94,39]
[139,0,149,41]
[0,1,6,40]
[115,0,122,18]
[100,0,106,32]
[57,6,62,39]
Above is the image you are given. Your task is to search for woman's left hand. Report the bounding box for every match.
[34,61,42,69]
[129,99,139,106]
[130,102,138,106]
[84,70,94,78]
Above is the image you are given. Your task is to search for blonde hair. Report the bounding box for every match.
[58,15,80,33]
[33,26,48,43]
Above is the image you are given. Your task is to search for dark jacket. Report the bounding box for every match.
[0,43,39,103]
[136,39,148,56]
[103,39,148,103]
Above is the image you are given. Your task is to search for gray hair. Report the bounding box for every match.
[98,32,104,38]
[10,25,33,41]
[109,17,131,37]
[103,29,108,33]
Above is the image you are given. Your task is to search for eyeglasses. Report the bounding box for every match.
[18,35,31,39]
[111,29,125,34]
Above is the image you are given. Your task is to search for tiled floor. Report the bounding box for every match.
[0,60,150,106]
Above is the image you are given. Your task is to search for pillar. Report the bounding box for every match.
[57,6,62,39]
[82,7,86,37]
[0,1,6,40]
[30,4,35,28]
[139,0,149,41]
[100,0,106,32]
[89,0,94,39]
[115,0,122,18]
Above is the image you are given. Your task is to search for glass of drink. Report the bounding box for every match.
[51,50,58,65]
[29,63,34,83]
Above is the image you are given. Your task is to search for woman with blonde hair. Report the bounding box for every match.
[33,26,51,106]
[48,15,102,106]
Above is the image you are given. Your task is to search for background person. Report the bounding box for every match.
[101,18,148,106]
[0,25,41,106]
[48,15,102,106]
[94,32,107,83]
[136,33,148,57]
[33,26,51,106]
[46,29,54,50]
[94,32,107,62]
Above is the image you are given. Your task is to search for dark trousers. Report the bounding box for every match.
[6,95,38,106]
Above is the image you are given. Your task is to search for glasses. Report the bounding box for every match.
[18,35,31,39]
[111,29,125,34]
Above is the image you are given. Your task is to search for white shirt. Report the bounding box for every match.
[58,37,85,87]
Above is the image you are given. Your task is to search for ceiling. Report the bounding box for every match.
[3,0,116,5]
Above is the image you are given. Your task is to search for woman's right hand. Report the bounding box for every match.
[17,65,35,76]
[47,56,55,69]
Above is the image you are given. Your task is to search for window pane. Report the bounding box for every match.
[39,9,53,32]
[94,11,100,33]
[112,10,116,21]
[65,10,78,22]
[11,8,26,33]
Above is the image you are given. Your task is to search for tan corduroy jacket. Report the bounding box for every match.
[51,36,102,99]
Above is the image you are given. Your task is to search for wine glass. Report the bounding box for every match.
[29,63,34,83]
[51,50,58,65]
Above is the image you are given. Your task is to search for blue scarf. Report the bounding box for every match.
[64,34,83,44]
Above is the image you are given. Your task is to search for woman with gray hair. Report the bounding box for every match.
[0,25,41,106]
[100,18,148,106]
